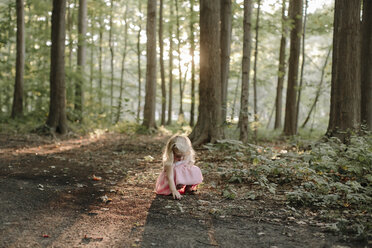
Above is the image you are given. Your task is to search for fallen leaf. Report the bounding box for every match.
[92,175,102,181]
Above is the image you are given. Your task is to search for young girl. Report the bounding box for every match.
[155,135,203,199]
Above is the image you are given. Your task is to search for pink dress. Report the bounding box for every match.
[155,160,203,195]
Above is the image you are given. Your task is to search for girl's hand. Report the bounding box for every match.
[172,190,182,200]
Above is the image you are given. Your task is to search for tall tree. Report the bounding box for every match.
[98,11,103,109]
[189,0,222,146]
[327,0,361,141]
[283,0,303,136]
[361,0,372,131]
[109,0,115,120]
[189,0,196,126]
[137,2,143,123]
[252,0,261,141]
[47,0,68,134]
[11,0,25,118]
[142,0,157,129]
[75,0,87,121]
[239,0,253,143]
[167,0,174,125]
[175,0,184,120]
[116,2,129,124]
[274,0,287,129]
[295,0,308,129]
[220,0,232,124]
[159,0,166,125]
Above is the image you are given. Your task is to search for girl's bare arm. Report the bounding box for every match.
[165,165,182,199]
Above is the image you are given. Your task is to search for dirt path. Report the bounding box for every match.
[0,133,364,247]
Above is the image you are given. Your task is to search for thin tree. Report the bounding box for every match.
[136,2,143,123]
[175,0,184,120]
[75,0,87,122]
[159,0,166,125]
[327,0,361,141]
[142,0,157,129]
[116,2,129,124]
[109,0,115,121]
[361,0,372,131]
[302,46,331,128]
[295,0,308,129]
[189,0,196,126]
[98,12,103,109]
[221,0,232,125]
[189,0,222,146]
[274,0,288,129]
[46,0,68,134]
[239,0,253,143]
[11,0,25,118]
[252,0,261,142]
[167,0,174,125]
[283,0,303,136]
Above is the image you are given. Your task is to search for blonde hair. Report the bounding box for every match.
[163,135,195,167]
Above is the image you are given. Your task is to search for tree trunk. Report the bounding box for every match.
[274,0,287,129]
[98,15,103,109]
[220,0,232,125]
[47,0,68,134]
[89,23,94,100]
[142,0,157,129]
[189,0,222,146]
[361,0,372,131]
[75,0,87,122]
[302,46,331,128]
[189,0,196,127]
[116,3,129,124]
[327,0,361,141]
[167,0,174,125]
[231,70,241,121]
[239,0,253,143]
[159,0,166,125]
[252,0,261,142]
[136,2,143,123]
[11,0,25,118]
[109,0,115,121]
[295,0,308,129]
[175,0,184,120]
[283,0,303,136]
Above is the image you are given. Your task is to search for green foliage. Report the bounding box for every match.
[205,134,372,240]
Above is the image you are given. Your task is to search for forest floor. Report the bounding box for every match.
[0,132,369,248]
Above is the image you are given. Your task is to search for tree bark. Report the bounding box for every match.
[11,0,25,118]
[116,3,129,124]
[220,0,232,125]
[47,0,68,134]
[189,0,196,126]
[327,0,361,141]
[239,0,253,143]
[109,0,115,121]
[75,0,87,122]
[274,0,287,129]
[189,0,222,146]
[295,0,308,129]
[252,0,261,142]
[175,0,184,120]
[167,0,174,125]
[143,0,157,129]
[159,0,166,125]
[283,0,303,136]
[361,0,372,131]
[98,14,103,109]
[137,2,143,123]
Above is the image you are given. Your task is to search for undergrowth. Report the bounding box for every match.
[204,134,372,241]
